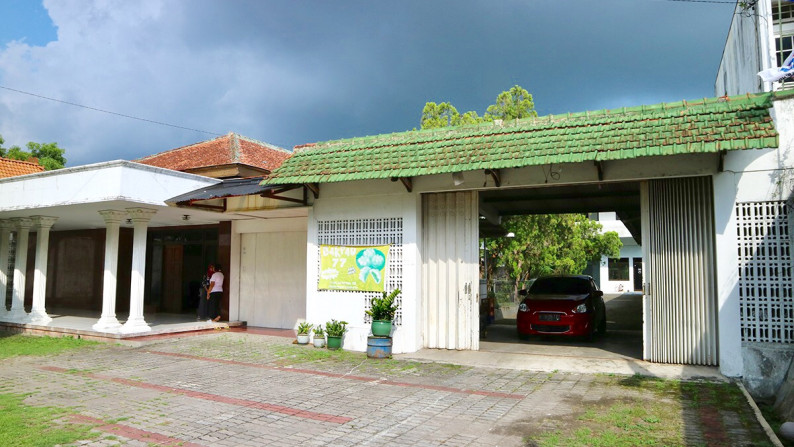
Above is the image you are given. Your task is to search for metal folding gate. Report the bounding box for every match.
[642,177,718,365]
[421,191,480,350]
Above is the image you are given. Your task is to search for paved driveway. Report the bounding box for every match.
[483,293,644,361]
[1,330,772,446]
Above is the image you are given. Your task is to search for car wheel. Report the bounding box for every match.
[597,312,607,335]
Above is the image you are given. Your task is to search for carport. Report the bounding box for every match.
[478,181,645,362]
[260,91,788,376]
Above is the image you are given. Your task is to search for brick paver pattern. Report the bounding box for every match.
[0,331,771,446]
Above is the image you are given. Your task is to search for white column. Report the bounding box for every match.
[93,210,125,333]
[0,220,11,315]
[28,216,58,325]
[7,217,32,322]
[120,207,156,334]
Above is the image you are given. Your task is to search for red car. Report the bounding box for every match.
[516,275,606,340]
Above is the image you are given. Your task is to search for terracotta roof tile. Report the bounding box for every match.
[136,132,291,173]
[0,157,45,178]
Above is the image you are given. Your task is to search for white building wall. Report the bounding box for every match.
[305,181,422,354]
[715,1,775,96]
[594,213,642,293]
[713,96,794,386]
[599,242,642,293]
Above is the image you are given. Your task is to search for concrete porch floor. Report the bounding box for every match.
[0,308,244,342]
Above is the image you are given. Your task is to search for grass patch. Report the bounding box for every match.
[535,399,682,447]
[0,333,98,359]
[0,393,97,447]
[759,403,794,447]
[270,344,470,377]
[530,375,772,447]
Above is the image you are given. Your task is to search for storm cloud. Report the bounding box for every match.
[0,0,735,166]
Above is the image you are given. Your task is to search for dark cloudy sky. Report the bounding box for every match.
[0,0,736,166]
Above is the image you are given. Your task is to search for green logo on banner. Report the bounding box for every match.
[319,245,390,292]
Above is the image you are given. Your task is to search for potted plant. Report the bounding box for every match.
[296,322,313,344]
[312,325,326,348]
[325,319,348,350]
[366,288,400,337]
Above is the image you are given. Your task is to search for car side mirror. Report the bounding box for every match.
[594,290,604,297]
[518,289,528,296]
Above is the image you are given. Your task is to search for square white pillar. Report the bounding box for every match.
[0,220,11,316]
[120,207,157,334]
[93,210,126,333]
[7,217,32,322]
[28,216,58,325]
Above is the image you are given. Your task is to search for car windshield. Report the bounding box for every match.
[528,277,590,296]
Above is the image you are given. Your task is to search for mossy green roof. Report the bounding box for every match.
[263,91,790,185]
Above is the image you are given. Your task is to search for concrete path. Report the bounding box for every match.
[1,330,770,446]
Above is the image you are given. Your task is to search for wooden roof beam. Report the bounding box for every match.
[391,177,413,192]
[305,183,320,199]
[594,161,604,181]
[484,169,501,187]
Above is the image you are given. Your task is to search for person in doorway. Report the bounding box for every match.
[197,264,214,321]
[207,264,224,322]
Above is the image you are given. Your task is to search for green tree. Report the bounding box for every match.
[420,102,461,129]
[484,214,622,294]
[419,84,536,129]
[484,85,537,121]
[0,135,66,170]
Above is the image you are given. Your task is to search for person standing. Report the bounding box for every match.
[207,264,224,322]
[197,264,214,321]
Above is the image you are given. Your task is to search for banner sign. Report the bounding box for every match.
[318,245,389,292]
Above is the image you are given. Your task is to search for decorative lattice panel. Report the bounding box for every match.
[317,218,403,325]
[737,201,794,343]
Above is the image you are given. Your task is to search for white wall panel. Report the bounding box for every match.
[238,231,307,329]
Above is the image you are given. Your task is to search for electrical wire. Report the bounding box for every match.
[0,85,223,136]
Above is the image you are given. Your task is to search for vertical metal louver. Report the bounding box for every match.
[644,177,718,365]
[422,192,480,350]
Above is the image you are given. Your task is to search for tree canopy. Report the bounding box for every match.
[0,135,67,170]
[418,86,620,293]
[484,214,622,291]
[419,85,536,129]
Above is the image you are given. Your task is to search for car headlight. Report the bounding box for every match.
[572,303,588,314]
[518,303,528,312]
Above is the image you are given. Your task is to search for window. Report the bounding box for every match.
[773,2,794,23]
[529,277,591,296]
[608,258,630,281]
[775,35,794,67]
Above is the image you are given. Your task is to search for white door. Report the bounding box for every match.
[239,231,307,328]
[641,177,718,365]
[422,191,480,350]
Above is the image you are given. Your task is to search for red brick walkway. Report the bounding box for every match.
[70,414,205,447]
[148,350,525,399]
[42,366,352,424]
